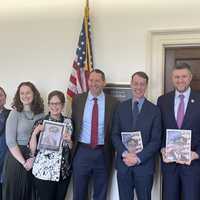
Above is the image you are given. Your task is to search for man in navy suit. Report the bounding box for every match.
[72,69,118,200]
[157,63,200,200]
[112,71,161,200]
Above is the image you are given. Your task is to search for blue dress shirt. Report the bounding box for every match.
[79,91,105,145]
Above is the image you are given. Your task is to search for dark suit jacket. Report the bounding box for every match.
[0,108,10,178]
[157,90,200,174]
[71,92,118,171]
[111,98,161,175]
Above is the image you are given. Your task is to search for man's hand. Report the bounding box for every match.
[122,152,139,167]
[176,151,199,165]
[161,148,173,163]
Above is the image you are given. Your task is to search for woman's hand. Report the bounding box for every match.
[63,131,73,149]
[33,124,44,136]
[63,131,71,142]
[23,157,35,171]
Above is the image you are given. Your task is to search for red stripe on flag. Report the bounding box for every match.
[67,89,75,98]
[70,75,77,85]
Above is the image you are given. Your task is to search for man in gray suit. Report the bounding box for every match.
[72,69,118,200]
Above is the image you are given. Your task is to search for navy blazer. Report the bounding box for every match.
[111,98,161,175]
[157,90,200,174]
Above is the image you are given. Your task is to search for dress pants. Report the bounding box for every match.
[73,144,108,200]
[162,166,200,200]
[117,167,153,200]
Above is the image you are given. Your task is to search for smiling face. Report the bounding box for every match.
[48,95,64,119]
[88,71,106,97]
[19,85,34,106]
[172,68,192,92]
[131,74,147,100]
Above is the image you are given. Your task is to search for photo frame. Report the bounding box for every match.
[103,83,132,102]
[37,120,66,151]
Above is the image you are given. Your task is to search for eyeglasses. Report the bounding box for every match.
[48,102,62,106]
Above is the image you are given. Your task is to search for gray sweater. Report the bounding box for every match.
[6,110,44,148]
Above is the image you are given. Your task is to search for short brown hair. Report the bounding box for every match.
[48,90,65,105]
[90,69,105,81]
[12,81,44,114]
[173,62,192,73]
[131,71,149,84]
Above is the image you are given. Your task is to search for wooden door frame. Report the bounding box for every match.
[146,28,200,102]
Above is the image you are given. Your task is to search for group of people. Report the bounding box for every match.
[0,63,199,200]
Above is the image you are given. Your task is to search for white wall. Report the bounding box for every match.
[1,0,200,107]
[1,0,200,199]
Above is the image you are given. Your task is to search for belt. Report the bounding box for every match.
[78,142,104,149]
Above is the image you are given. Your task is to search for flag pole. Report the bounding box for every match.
[66,0,93,117]
[84,0,93,71]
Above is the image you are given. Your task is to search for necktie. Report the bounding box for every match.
[177,94,185,128]
[91,98,98,148]
[132,101,139,129]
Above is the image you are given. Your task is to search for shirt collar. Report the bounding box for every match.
[132,96,145,105]
[175,87,191,100]
[88,91,105,101]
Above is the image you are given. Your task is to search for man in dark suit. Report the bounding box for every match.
[157,63,200,200]
[0,87,10,200]
[72,69,118,200]
[112,71,161,200]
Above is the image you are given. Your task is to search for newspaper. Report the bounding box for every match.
[121,131,143,153]
[166,129,191,162]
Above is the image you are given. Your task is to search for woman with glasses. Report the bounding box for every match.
[29,90,73,200]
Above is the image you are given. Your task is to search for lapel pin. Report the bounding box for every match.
[191,99,195,103]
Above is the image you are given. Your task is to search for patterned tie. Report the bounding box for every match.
[132,101,139,129]
[91,98,98,148]
[177,94,185,128]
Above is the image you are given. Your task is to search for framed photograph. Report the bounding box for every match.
[37,120,66,151]
[166,129,191,162]
[121,131,143,153]
[103,83,132,102]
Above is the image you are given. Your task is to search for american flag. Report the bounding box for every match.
[66,0,93,114]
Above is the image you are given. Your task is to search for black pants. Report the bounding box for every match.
[34,177,70,200]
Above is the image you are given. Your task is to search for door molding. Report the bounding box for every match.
[146,28,200,102]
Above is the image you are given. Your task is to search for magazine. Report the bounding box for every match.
[166,129,191,162]
[121,131,143,153]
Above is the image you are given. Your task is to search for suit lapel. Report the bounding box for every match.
[104,95,110,140]
[168,92,178,128]
[125,100,134,129]
[181,91,195,128]
[78,93,88,134]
